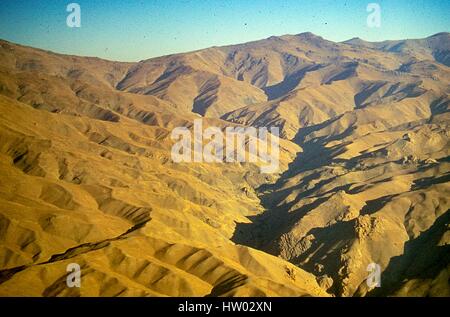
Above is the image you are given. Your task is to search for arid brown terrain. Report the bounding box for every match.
[0,32,448,296]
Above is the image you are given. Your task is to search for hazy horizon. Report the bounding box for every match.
[2,30,449,63]
[0,0,449,62]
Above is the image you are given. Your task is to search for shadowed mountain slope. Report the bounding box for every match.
[0,32,449,296]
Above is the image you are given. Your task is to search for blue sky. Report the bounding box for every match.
[0,0,449,61]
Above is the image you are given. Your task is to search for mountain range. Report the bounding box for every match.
[0,32,448,296]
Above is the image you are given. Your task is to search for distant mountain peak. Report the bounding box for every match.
[296,32,323,39]
[297,32,316,36]
[342,37,370,46]
[428,32,450,38]
[347,37,363,42]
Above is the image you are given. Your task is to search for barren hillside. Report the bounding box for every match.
[0,32,448,296]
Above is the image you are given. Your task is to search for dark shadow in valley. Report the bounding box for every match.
[411,172,450,190]
[359,194,399,216]
[263,64,322,100]
[292,219,357,295]
[231,118,353,254]
[366,210,450,296]
[429,95,450,116]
